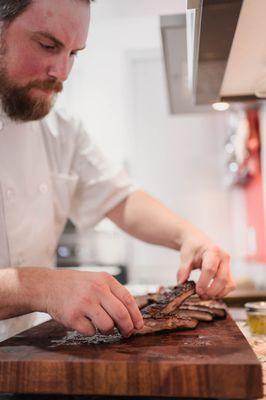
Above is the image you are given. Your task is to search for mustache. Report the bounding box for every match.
[24,79,63,93]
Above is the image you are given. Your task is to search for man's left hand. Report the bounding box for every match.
[177,228,236,299]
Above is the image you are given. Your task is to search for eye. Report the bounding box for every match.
[70,51,78,58]
[39,42,56,52]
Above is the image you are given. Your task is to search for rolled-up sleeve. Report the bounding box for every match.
[69,123,137,231]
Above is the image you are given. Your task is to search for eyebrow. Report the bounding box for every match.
[33,31,86,52]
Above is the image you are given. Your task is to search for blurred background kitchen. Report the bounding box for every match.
[55,0,266,295]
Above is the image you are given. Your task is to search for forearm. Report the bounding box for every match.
[0,267,52,320]
[106,190,203,250]
[107,190,234,298]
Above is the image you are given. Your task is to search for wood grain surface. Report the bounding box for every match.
[0,315,262,399]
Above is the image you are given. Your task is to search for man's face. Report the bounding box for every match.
[0,0,90,121]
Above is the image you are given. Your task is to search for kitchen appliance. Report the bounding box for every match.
[56,219,128,284]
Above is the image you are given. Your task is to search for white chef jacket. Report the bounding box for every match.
[0,106,135,341]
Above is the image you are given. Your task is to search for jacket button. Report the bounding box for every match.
[39,183,48,194]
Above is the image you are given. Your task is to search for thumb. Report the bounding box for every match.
[177,260,192,284]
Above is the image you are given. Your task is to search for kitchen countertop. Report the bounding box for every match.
[0,308,264,400]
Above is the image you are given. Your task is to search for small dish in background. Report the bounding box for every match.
[245,302,266,335]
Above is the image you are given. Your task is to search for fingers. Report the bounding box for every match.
[100,293,134,337]
[87,274,143,337]
[196,250,220,296]
[109,278,144,331]
[218,282,236,298]
[177,264,191,284]
[81,294,136,337]
[197,251,235,299]
[217,271,236,298]
[71,316,96,337]
[177,253,194,284]
[203,259,230,298]
[86,304,116,335]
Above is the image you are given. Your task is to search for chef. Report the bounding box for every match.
[0,0,235,341]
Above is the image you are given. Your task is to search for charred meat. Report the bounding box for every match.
[135,315,198,335]
[134,293,161,309]
[133,281,227,336]
[140,281,196,318]
[133,281,197,335]
[183,297,227,319]
[172,308,213,322]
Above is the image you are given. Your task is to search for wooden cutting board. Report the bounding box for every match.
[0,315,262,399]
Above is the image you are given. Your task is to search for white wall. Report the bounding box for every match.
[126,52,235,284]
[57,1,248,285]
[57,13,180,161]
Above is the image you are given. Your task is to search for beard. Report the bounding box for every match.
[0,63,63,122]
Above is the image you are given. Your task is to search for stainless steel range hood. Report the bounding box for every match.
[186,0,243,104]
[162,0,266,109]
[161,0,266,113]
[161,14,212,113]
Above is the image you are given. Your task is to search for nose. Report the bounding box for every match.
[47,55,73,82]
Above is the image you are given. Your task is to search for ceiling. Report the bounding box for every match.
[91,0,186,20]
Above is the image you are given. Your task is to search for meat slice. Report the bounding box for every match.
[141,281,196,318]
[172,308,213,322]
[135,315,198,335]
[132,281,198,335]
[184,297,227,318]
[132,281,228,336]
[135,293,161,309]
[135,295,149,309]
[179,304,215,318]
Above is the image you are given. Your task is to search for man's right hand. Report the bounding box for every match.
[42,269,144,337]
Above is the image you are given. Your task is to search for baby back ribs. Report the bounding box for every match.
[134,281,227,335]
[135,281,198,335]
[140,281,196,318]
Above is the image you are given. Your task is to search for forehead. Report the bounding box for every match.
[11,0,90,47]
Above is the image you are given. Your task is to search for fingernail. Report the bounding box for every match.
[136,320,144,330]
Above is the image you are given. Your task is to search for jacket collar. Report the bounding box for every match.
[42,109,59,138]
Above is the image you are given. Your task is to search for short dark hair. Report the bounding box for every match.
[0,0,93,24]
